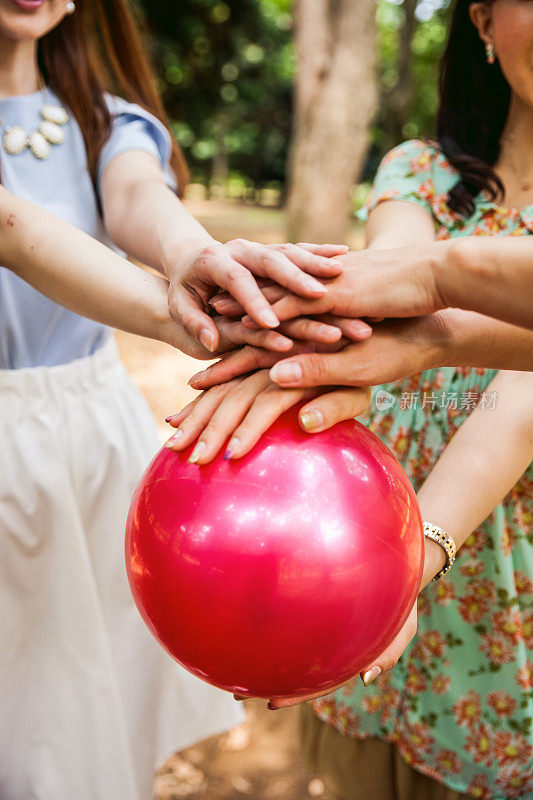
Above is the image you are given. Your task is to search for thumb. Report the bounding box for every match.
[168,285,219,353]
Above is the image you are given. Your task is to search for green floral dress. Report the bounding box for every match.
[310,140,533,800]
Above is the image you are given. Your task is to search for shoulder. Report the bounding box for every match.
[379,139,452,174]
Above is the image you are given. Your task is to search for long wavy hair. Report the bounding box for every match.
[36,0,189,194]
[437,0,509,216]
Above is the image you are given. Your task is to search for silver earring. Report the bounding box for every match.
[66,1,75,13]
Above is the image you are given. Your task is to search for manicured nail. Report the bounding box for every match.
[258,308,279,328]
[223,437,239,460]
[300,410,324,431]
[267,702,280,711]
[188,440,206,463]
[199,328,216,352]
[362,666,381,686]
[270,362,302,384]
[233,693,246,701]
[164,429,183,448]
[165,415,173,423]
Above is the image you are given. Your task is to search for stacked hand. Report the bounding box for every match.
[159,243,455,707]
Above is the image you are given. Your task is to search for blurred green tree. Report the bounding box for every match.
[141,0,294,192]
[141,0,452,196]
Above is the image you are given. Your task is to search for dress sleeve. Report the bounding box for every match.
[357,139,437,222]
[97,94,177,195]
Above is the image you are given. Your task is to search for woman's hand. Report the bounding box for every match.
[232,243,453,330]
[163,240,348,353]
[188,314,452,392]
[164,369,370,463]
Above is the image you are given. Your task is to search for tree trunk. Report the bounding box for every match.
[287,0,378,243]
[381,0,418,151]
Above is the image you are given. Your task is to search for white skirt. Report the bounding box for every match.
[0,338,243,800]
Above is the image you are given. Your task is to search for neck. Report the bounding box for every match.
[500,93,533,163]
[0,35,39,98]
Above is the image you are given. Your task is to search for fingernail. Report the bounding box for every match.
[319,324,341,340]
[270,362,302,384]
[303,276,326,293]
[188,440,206,463]
[300,410,324,431]
[199,328,216,352]
[259,309,279,328]
[165,415,173,423]
[188,369,209,386]
[362,666,381,686]
[233,693,246,701]
[164,429,183,448]
[223,437,239,460]
[267,702,280,711]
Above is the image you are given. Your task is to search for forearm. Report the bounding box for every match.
[0,189,192,351]
[417,370,533,589]
[433,308,533,371]
[437,236,533,329]
[101,157,214,275]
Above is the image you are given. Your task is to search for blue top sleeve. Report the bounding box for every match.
[97,94,177,194]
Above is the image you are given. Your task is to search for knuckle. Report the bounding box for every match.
[304,353,326,382]
[228,237,247,248]
[202,244,220,260]
[168,299,181,323]
[226,264,247,284]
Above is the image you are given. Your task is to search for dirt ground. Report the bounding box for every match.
[115,199,347,800]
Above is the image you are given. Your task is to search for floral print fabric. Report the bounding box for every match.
[311,140,533,799]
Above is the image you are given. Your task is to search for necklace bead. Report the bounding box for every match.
[0,80,69,160]
[28,131,51,160]
[3,126,27,155]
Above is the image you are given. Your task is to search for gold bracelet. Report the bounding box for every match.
[423,522,457,582]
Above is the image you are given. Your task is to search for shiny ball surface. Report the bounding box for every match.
[126,407,423,698]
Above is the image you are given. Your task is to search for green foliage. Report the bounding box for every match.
[142,0,454,190]
[142,0,294,187]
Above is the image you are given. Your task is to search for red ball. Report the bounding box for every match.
[126,406,423,699]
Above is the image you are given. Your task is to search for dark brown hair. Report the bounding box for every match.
[437,0,507,216]
[38,0,189,195]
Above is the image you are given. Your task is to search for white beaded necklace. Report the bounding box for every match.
[0,75,69,160]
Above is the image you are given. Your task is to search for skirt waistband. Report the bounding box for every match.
[0,337,122,395]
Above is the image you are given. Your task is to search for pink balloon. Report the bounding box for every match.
[126,405,423,698]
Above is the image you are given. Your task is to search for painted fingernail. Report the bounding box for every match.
[199,328,216,352]
[259,309,279,328]
[188,440,206,463]
[165,415,174,423]
[270,362,302,383]
[233,693,246,701]
[164,429,183,448]
[300,410,324,432]
[362,666,381,686]
[223,438,239,460]
[267,702,280,711]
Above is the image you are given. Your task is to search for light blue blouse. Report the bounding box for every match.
[0,88,176,369]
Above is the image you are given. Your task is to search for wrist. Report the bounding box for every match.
[161,234,218,279]
[434,236,487,310]
[420,536,447,590]
[407,310,457,372]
